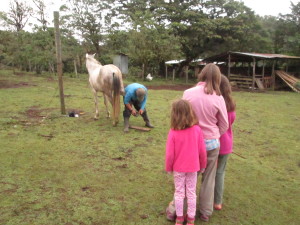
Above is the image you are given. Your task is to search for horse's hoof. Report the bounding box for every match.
[94,117,98,120]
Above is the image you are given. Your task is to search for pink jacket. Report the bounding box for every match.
[219,111,236,155]
[183,82,228,139]
[165,125,207,172]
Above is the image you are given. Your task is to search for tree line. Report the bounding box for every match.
[0,0,299,77]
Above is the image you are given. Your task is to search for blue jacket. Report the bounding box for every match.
[124,83,147,110]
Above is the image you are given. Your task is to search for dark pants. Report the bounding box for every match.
[123,100,150,122]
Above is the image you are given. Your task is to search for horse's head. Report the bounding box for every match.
[86,53,101,66]
[86,53,96,59]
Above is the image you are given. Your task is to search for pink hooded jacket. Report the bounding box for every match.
[165,125,207,172]
[183,82,228,139]
[219,111,236,155]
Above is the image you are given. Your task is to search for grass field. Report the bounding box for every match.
[0,70,299,225]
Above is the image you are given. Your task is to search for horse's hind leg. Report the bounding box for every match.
[103,94,111,118]
[92,90,99,119]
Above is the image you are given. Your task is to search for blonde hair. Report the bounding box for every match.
[198,63,221,95]
[170,99,198,130]
[220,75,236,112]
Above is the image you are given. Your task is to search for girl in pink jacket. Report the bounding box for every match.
[182,63,228,222]
[214,75,236,211]
[165,99,207,225]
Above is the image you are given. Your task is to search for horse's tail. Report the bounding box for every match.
[112,72,121,126]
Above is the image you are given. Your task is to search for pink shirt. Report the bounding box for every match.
[183,82,228,139]
[165,125,207,172]
[219,111,236,155]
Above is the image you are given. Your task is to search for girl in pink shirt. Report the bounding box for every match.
[214,75,236,211]
[182,63,228,222]
[165,99,207,225]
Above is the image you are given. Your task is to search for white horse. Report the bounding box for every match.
[86,53,125,126]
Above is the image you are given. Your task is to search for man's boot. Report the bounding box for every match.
[142,111,154,128]
[124,117,130,132]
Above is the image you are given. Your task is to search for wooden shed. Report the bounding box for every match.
[202,52,300,91]
[165,59,203,83]
[113,53,128,75]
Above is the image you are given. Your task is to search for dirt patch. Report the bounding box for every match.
[0,80,36,89]
[46,77,55,82]
[25,106,50,119]
[146,84,255,92]
[13,72,27,76]
[146,84,194,91]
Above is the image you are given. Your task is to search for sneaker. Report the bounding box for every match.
[186,216,195,225]
[200,214,209,222]
[175,216,184,225]
[214,204,222,210]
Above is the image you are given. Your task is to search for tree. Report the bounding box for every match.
[61,0,116,56]
[32,0,48,31]
[276,1,300,56]
[0,0,33,32]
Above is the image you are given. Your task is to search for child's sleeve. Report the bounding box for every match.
[165,130,175,172]
[217,97,229,136]
[198,127,207,169]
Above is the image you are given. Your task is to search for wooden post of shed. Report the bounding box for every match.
[54,11,66,115]
[228,54,231,79]
[252,57,256,91]
[185,66,189,84]
[262,60,265,79]
[286,60,289,72]
[165,64,168,80]
[271,60,276,90]
[247,62,250,76]
[172,67,175,82]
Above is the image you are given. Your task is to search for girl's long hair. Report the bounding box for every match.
[220,75,236,112]
[170,99,198,130]
[198,63,221,96]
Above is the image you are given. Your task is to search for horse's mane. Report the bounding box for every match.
[87,55,102,65]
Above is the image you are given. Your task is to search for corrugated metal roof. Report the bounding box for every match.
[165,58,203,65]
[165,59,185,65]
[203,51,300,62]
[234,52,300,59]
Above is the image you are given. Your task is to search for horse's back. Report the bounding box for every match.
[101,64,122,77]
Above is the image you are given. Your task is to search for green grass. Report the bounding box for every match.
[0,70,299,225]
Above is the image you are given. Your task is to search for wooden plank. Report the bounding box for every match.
[230,77,252,81]
[255,78,265,90]
[129,125,151,132]
[275,70,300,93]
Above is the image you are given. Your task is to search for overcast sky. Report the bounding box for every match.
[1,0,298,30]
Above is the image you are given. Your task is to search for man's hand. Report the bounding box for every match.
[131,109,137,116]
[139,109,144,115]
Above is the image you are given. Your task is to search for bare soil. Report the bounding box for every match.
[146,84,193,91]
[0,80,35,89]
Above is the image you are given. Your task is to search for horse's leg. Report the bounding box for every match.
[92,89,99,119]
[103,94,111,118]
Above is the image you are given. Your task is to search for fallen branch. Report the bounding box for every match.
[232,151,246,159]
[129,125,151,132]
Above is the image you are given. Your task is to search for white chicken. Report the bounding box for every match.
[146,73,153,81]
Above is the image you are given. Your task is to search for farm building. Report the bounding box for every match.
[113,53,128,75]
[165,58,204,82]
[201,51,300,92]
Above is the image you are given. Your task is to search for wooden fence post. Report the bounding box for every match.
[252,57,256,91]
[54,11,66,115]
